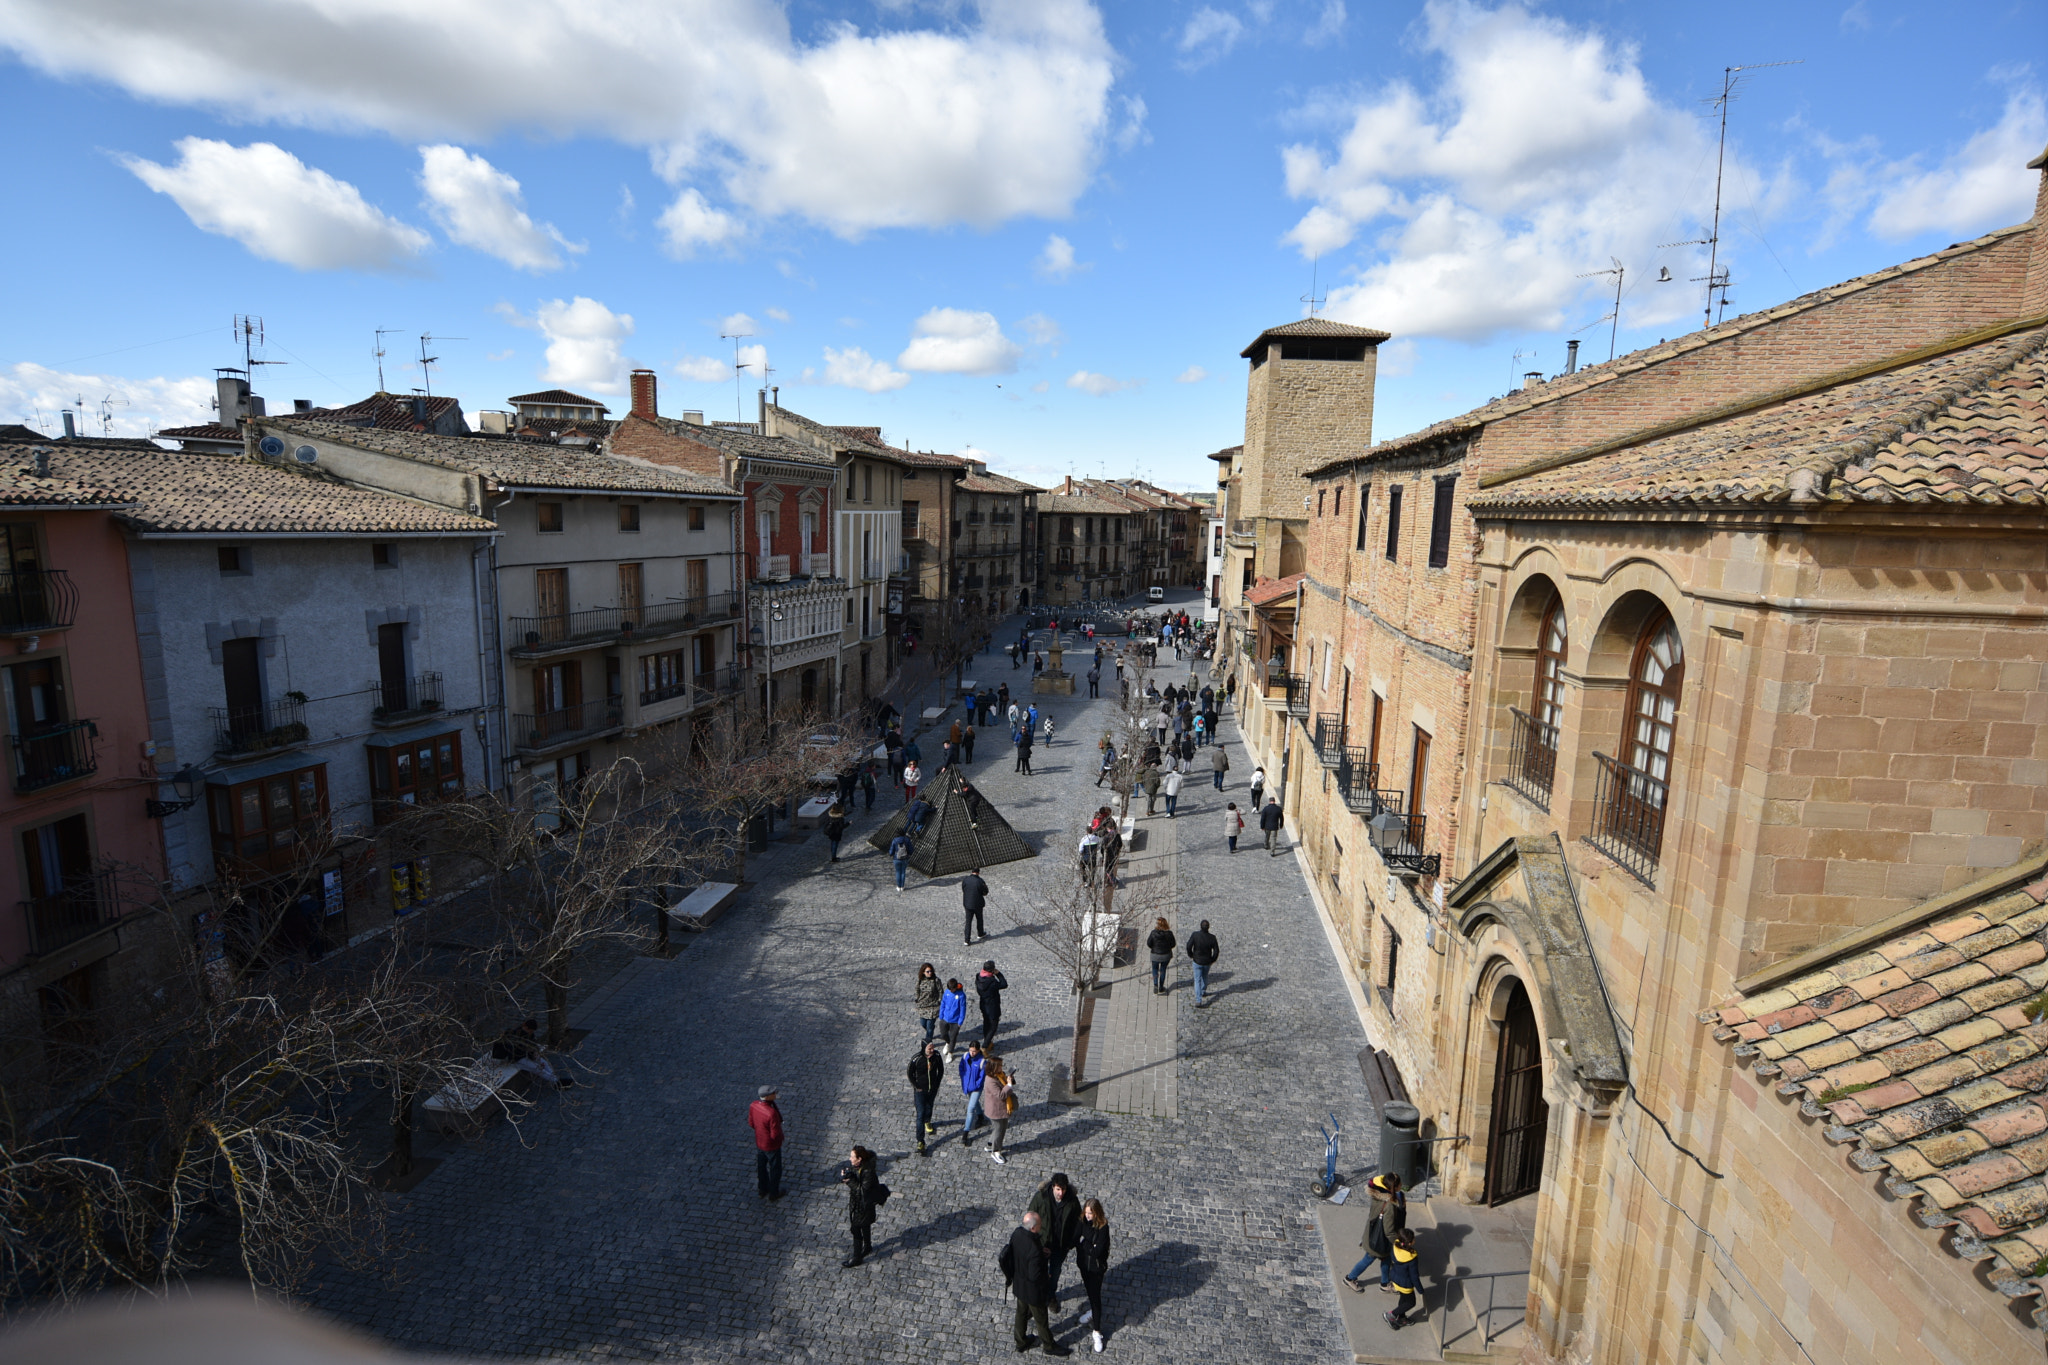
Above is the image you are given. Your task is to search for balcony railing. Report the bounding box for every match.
[965,512,985,524]
[691,663,745,708]
[1368,794,1439,877]
[1260,670,1301,706]
[1504,707,1559,811]
[965,541,1020,558]
[371,672,445,724]
[1313,713,1346,767]
[0,568,77,635]
[510,593,738,654]
[1588,751,1668,885]
[21,869,119,956]
[991,512,1016,524]
[10,718,99,793]
[1334,748,1380,813]
[511,702,624,753]
[211,697,308,756]
[861,560,888,581]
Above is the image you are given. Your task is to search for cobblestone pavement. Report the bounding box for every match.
[308,595,1381,1362]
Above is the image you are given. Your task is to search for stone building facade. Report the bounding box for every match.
[1037,491,1134,605]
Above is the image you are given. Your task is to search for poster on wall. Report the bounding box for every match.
[322,868,343,916]
[390,862,412,914]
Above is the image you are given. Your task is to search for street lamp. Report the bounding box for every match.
[1368,808,1407,853]
[146,763,202,819]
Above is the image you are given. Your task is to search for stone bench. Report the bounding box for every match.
[667,881,740,932]
[422,1055,524,1134]
[795,796,833,829]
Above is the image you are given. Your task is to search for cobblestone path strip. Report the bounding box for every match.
[1090,815,1180,1119]
[307,599,1382,1363]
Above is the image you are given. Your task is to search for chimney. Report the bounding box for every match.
[1565,340,1580,374]
[630,368,658,419]
[215,371,250,425]
[682,410,705,426]
[410,395,428,426]
[60,411,75,440]
[2023,142,2048,319]
[32,448,50,478]
[294,398,312,412]
[1523,371,1542,390]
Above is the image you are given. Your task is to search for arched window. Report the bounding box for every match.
[1511,593,1567,801]
[1592,609,1683,879]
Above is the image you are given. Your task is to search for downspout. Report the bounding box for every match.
[480,482,515,792]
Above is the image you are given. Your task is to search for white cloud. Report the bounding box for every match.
[806,346,911,393]
[119,137,429,271]
[1066,370,1141,395]
[674,355,733,382]
[11,0,1115,239]
[1868,87,2046,240]
[897,309,1021,376]
[1175,365,1208,383]
[504,296,635,393]
[0,362,214,437]
[1377,338,1418,377]
[1035,234,1087,281]
[766,307,791,322]
[1306,1,1346,45]
[1030,380,1051,394]
[1115,95,1151,152]
[1282,1,1738,342]
[1178,8,1243,71]
[659,188,743,257]
[1021,313,1064,347]
[418,144,580,271]
[719,312,759,336]
[735,343,768,381]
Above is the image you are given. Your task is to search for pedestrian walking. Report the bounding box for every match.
[962,867,989,943]
[950,718,963,749]
[1008,701,1023,731]
[916,962,942,1042]
[1192,712,1207,747]
[902,759,922,804]
[1163,766,1183,818]
[749,1085,785,1200]
[838,1146,882,1268]
[1382,1229,1423,1329]
[1016,727,1035,776]
[962,721,977,763]
[976,959,1008,1046]
[999,682,1011,715]
[1210,744,1229,790]
[823,805,849,863]
[909,1041,945,1155]
[959,1042,988,1142]
[1343,1172,1407,1291]
[1146,917,1176,994]
[981,1053,1017,1163]
[1027,702,1040,733]
[1010,641,1021,669]
[1003,1212,1069,1356]
[1029,1173,1084,1303]
[889,829,914,891]
[1076,1199,1110,1352]
[1248,764,1266,811]
[1041,715,1056,747]
[1138,762,1161,815]
[1095,742,1116,787]
[1086,665,1100,697]
[1260,796,1285,853]
[860,761,877,810]
[1033,652,1044,677]
[939,978,968,1051]
[1186,919,1220,1007]
[1223,802,1243,853]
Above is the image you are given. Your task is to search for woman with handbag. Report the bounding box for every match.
[839,1145,882,1268]
[1075,1198,1111,1352]
[915,963,942,1043]
[981,1054,1018,1164]
[1146,918,1177,995]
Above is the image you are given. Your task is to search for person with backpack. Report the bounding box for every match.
[1186,919,1220,1007]
[915,962,942,1042]
[1222,801,1244,854]
[859,761,877,810]
[889,829,914,892]
[976,959,1008,1047]
[938,978,969,1052]
[1146,917,1176,995]
[1260,796,1285,854]
[1075,1199,1111,1352]
[823,805,849,863]
[1002,1211,1068,1355]
[1344,1172,1408,1291]
[1382,1228,1423,1330]
[838,1145,883,1268]
[1028,1173,1084,1303]
[958,1042,988,1144]
[981,1053,1018,1163]
[909,1042,945,1156]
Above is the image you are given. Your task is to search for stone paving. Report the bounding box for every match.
[308,592,1383,1362]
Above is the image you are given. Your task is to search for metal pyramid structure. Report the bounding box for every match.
[866,765,1037,876]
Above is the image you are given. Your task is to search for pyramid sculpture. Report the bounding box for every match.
[866,765,1036,876]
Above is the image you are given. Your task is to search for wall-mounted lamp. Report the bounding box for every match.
[145,764,202,819]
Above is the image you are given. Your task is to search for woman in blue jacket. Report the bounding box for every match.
[937,978,968,1052]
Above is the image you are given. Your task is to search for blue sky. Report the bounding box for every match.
[2,1,2041,490]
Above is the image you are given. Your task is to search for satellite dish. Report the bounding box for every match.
[258,435,285,457]
[293,444,318,463]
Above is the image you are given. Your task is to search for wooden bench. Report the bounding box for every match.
[422,1055,524,1134]
[667,881,741,932]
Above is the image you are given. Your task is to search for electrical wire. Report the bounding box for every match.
[47,326,223,369]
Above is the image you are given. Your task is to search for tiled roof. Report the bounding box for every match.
[516,416,617,443]
[1206,444,1243,463]
[300,392,466,432]
[889,446,969,469]
[55,435,171,451]
[0,447,134,507]
[959,471,1040,495]
[1039,492,1134,517]
[156,423,242,442]
[258,418,738,497]
[509,389,608,408]
[1245,573,1304,608]
[1241,318,1393,357]
[648,417,837,469]
[0,424,48,442]
[1472,326,2048,510]
[0,441,496,535]
[1705,849,2048,1328]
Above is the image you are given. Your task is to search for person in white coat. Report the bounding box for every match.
[1163,767,1184,818]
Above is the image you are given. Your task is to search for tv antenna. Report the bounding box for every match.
[1301,256,1326,318]
[97,393,126,437]
[1575,258,1626,361]
[233,315,287,386]
[1696,61,1801,329]
[374,328,402,391]
[418,333,465,400]
[721,329,756,423]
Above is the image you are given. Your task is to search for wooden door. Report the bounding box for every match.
[1408,726,1431,818]
[534,568,567,640]
[617,562,643,620]
[1485,980,1549,1205]
[686,558,709,603]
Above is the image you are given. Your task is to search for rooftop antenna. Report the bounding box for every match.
[1301,256,1326,318]
[233,315,286,389]
[1575,259,1626,361]
[721,329,755,423]
[1698,61,1801,328]
[1507,346,1534,389]
[374,328,402,392]
[417,333,465,400]
[97,393,125,437]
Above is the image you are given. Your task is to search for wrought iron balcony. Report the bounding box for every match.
[691,663,745,708]
[0,568,77,635]
[21,869,118,956]
[1588,751,1668,885]
[511,702,624,753]
[1313,713,1346,766]
[1334,748,1380,813]
[10,718,98,792]
[1504,707,1559,811]
[210,697,308,756]
[1367,796,1438,877]
[509,593,738,655]
[965,511,985,524]
[371,672,445,724]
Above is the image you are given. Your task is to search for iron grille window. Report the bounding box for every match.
[1427,475,1457,568]
[1384,485,1403,562]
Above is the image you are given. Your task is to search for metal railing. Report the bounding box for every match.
[1589,750,1667,884]
[0,568,77,634]
[691,663,745,707]
[510,593,737,651]
[965,511,984,524]
[511,702,624,752]
[1439,1270,1532,1357]
[1313,713,1346,767]
[963,541,1020,558]
[21,869,119,956]
[1504,707,1558,810]
[861,560,888,581]
[1334,748,1380,812]
[371,671,445,721]
[1260,669,1301,704]
[211,697,308,756]
[10,718,98,792]
[1370,794,1439,876]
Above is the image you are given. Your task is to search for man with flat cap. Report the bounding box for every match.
[749,1084,786,1200]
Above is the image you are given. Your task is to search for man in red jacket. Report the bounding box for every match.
[749,1085,786,1200]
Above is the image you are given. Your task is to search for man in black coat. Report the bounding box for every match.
[908,1043,945,1156]
[1260,797,1285,854]
[961,868,989,944]
[1186,919,1220,1007]
[1004,1211,1069,1355]
[975,960,1008,1048]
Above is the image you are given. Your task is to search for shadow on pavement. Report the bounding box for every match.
[1112,1241,1214,1330]
[884,1203,998,1256]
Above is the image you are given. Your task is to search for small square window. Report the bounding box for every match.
[217,546,249,575]
[371,543,395,567]
[537,501,564,534]
[618,504,641,533]
[688,505,705,532]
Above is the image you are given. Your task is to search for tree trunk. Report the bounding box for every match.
[391,1070,417,1177]
[545,972,570,1049]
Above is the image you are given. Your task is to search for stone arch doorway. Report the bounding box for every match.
[1485,977,1549,1206]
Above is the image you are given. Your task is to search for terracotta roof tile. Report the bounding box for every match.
[1240,317,1392,356]
[508,389,608,407]
[1244,573,1305,607]
[1706,848,2048,1327]
[259,418,738,497]
[1039,492,1133,517]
